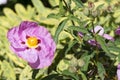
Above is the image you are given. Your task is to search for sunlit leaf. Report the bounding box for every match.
[19,66,32,80]
[1,61,16,80]
[31,0,46,14]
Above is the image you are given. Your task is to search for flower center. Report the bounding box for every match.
[27,37,38,48]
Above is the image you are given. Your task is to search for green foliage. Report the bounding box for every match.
[0,0,120,79]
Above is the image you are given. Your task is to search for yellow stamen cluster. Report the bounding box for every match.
[27,37,38,48]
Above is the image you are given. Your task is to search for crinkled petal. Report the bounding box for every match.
[18,21,38,34]
[103,34,114,41]
[92,25,104,36]
[29,50,54,69]
[7,27,25,48]
[18,49,38,63]
[28,26,56,69]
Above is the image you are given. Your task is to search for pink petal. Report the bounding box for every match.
[29,51,54,69]
[91,25,104,36]
[103,34,114,41]
[18,48,38,63]
[78,32,84,37]
[117,64,120,80]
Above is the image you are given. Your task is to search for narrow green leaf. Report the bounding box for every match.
[68,26,88,33]
[96,35,109,53]
[96,36,115,57]
[68,15,81,26]
[65,40,77,54]
[109,46,120,52]
[59,0,65,15]
[41,74,59,80]
[73,0,84,8]
[118,53,120,62]
[97,62,105,80]
[47,13,62,19]
[54,19,68,43]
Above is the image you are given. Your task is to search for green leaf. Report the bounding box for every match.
[96,4,104,10]
[65,40,77,54]
[118,53,120,62]
[73,0,84,8]
[62,70,79,80]
[31,0,46,14]
[49,0,59,6]
[97,62,106,80]
[78,70,87,80]
[108,46,120,54]
[15,4,35,20]
[68,15,82,26]
[19,66,32,80]
[54,19,68,43]
[59,0,65,15]
[3,8,21,23]
[81,55,90,71]
[1,61,16,80]
[47,13,62,19]
[6,53,25,67]
[68,26,88,33]
[41,74,60,80]
[15,4,27,19]
[96,36,109,53]
[35,68,47,79]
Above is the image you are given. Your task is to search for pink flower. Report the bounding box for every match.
[117,64,120,80]
[7,21,56,69]
[78,26,114,46]
[90,26,114,46]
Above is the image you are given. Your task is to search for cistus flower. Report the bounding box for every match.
[7,21,56,69]
[78,25,114,47]
[115,26,120,35]
[117,64,120,80]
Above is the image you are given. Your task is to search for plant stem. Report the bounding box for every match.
[63,0,75,26]
[91,19,99,61]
